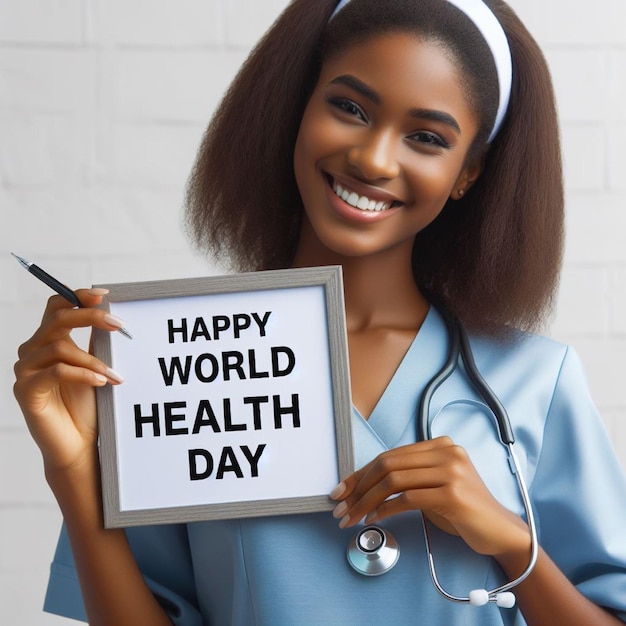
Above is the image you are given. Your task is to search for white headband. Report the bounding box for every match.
[330,0,512,143]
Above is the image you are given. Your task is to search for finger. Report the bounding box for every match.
[38,289,109,332]
[36,287,114,338]
[347,445,450,502]
[14,362,108,412]
[364,487,450,526]
[334,465,446,528]
[27,306,126,350]
[15,339,123,386]
[74,287,110,305]
[330,437,454,502]
[41,288,110,319]
[363,496,464,540]
[333,441,463,527]
[352,446,481,531]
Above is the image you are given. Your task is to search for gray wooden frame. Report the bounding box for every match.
[93,266,353,528]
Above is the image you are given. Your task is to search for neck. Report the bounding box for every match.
[291,225,429,333]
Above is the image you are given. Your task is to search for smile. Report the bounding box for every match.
[331,180,393,212]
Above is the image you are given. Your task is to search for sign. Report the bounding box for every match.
[93,266,353,528]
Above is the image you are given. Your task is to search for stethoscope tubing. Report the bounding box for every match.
[421,443,538,603]
[348,301,539,605]
[418,303,514,445]
[418,303,538,604]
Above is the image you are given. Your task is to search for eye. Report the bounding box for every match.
[408,131,450,149]
[326,96,367,123]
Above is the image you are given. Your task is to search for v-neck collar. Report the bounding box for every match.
[352,306,449,468]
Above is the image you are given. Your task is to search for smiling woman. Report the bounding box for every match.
[293,34,481,262]
[12,1,626,625]
[186,0,562,335]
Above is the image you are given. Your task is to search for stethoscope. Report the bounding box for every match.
[347,303,538,609]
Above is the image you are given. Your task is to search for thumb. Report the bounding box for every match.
[75,287,110,308]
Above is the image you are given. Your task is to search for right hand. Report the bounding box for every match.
[13,289,125,477]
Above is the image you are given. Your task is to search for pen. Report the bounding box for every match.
[11,253,132,340]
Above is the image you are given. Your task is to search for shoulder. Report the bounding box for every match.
[469,327,576,394]
[424,309,582,430]
[423,306,578,401]
[463,327,598,469]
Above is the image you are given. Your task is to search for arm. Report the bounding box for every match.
[502,346,626,625]
[14,291,173,626]
[499,544,623,626]
[331,436,625,625]
[47,459,174,626]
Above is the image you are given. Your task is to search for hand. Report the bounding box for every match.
[13,289,125,477]
[330,436,530,559]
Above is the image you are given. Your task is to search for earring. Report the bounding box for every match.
[458,189,465,197]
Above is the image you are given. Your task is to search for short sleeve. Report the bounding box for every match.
[44,522,203,625]
[530,347,626,620]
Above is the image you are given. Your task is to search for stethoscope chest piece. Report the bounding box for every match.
[347,526,400,576]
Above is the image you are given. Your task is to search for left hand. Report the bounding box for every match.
[330,436,529,559]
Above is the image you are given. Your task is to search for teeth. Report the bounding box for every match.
[332,180,392,212]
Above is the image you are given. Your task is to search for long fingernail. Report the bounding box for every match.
[94,373,108,384]
[104,314,125,329]
[339,514,351,529]
[88,288,109,296]
[330,482,346,500]
[364,511,378,525]
[106,368,124,384]
[332,501,348,519]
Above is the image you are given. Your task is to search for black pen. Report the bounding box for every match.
[11,253,132,340]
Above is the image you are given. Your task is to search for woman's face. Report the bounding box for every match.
[293,32,482,260]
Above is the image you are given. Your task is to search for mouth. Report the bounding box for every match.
[327,175,401,212]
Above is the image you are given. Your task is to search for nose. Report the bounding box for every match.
[347,129,401,181]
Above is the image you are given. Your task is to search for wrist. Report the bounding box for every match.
[492,515,533,579]
[45,454,103,517]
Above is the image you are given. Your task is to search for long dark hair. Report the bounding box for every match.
[185,0,563,335]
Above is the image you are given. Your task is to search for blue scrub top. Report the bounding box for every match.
[44,308,626,625]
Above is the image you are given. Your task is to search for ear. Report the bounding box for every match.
[451,151,486,200]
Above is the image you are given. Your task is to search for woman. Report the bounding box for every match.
[14,0,626,624]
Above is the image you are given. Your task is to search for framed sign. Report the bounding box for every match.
[93,266,353,528]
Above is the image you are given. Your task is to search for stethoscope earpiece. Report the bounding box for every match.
[347,526,400,576]
[495,592,516,608]
[468,589,490,606]
[466,589,517,608]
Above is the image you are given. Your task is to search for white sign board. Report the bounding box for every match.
[93,267,353,528]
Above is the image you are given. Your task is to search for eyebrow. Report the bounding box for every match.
[409,109,460,134]
[329,74,381,104]
[328,74,461,134]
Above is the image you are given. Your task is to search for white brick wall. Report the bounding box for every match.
[1,1,624,623]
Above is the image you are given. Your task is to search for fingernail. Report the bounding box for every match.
[104,314,125,329]
[106,367,124,384]
[364,511,378,525]
[94,373,108,384]
[330,482,346,500]
[339,514,351,529]
[332,501,348,519]
[88,288,109,296]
